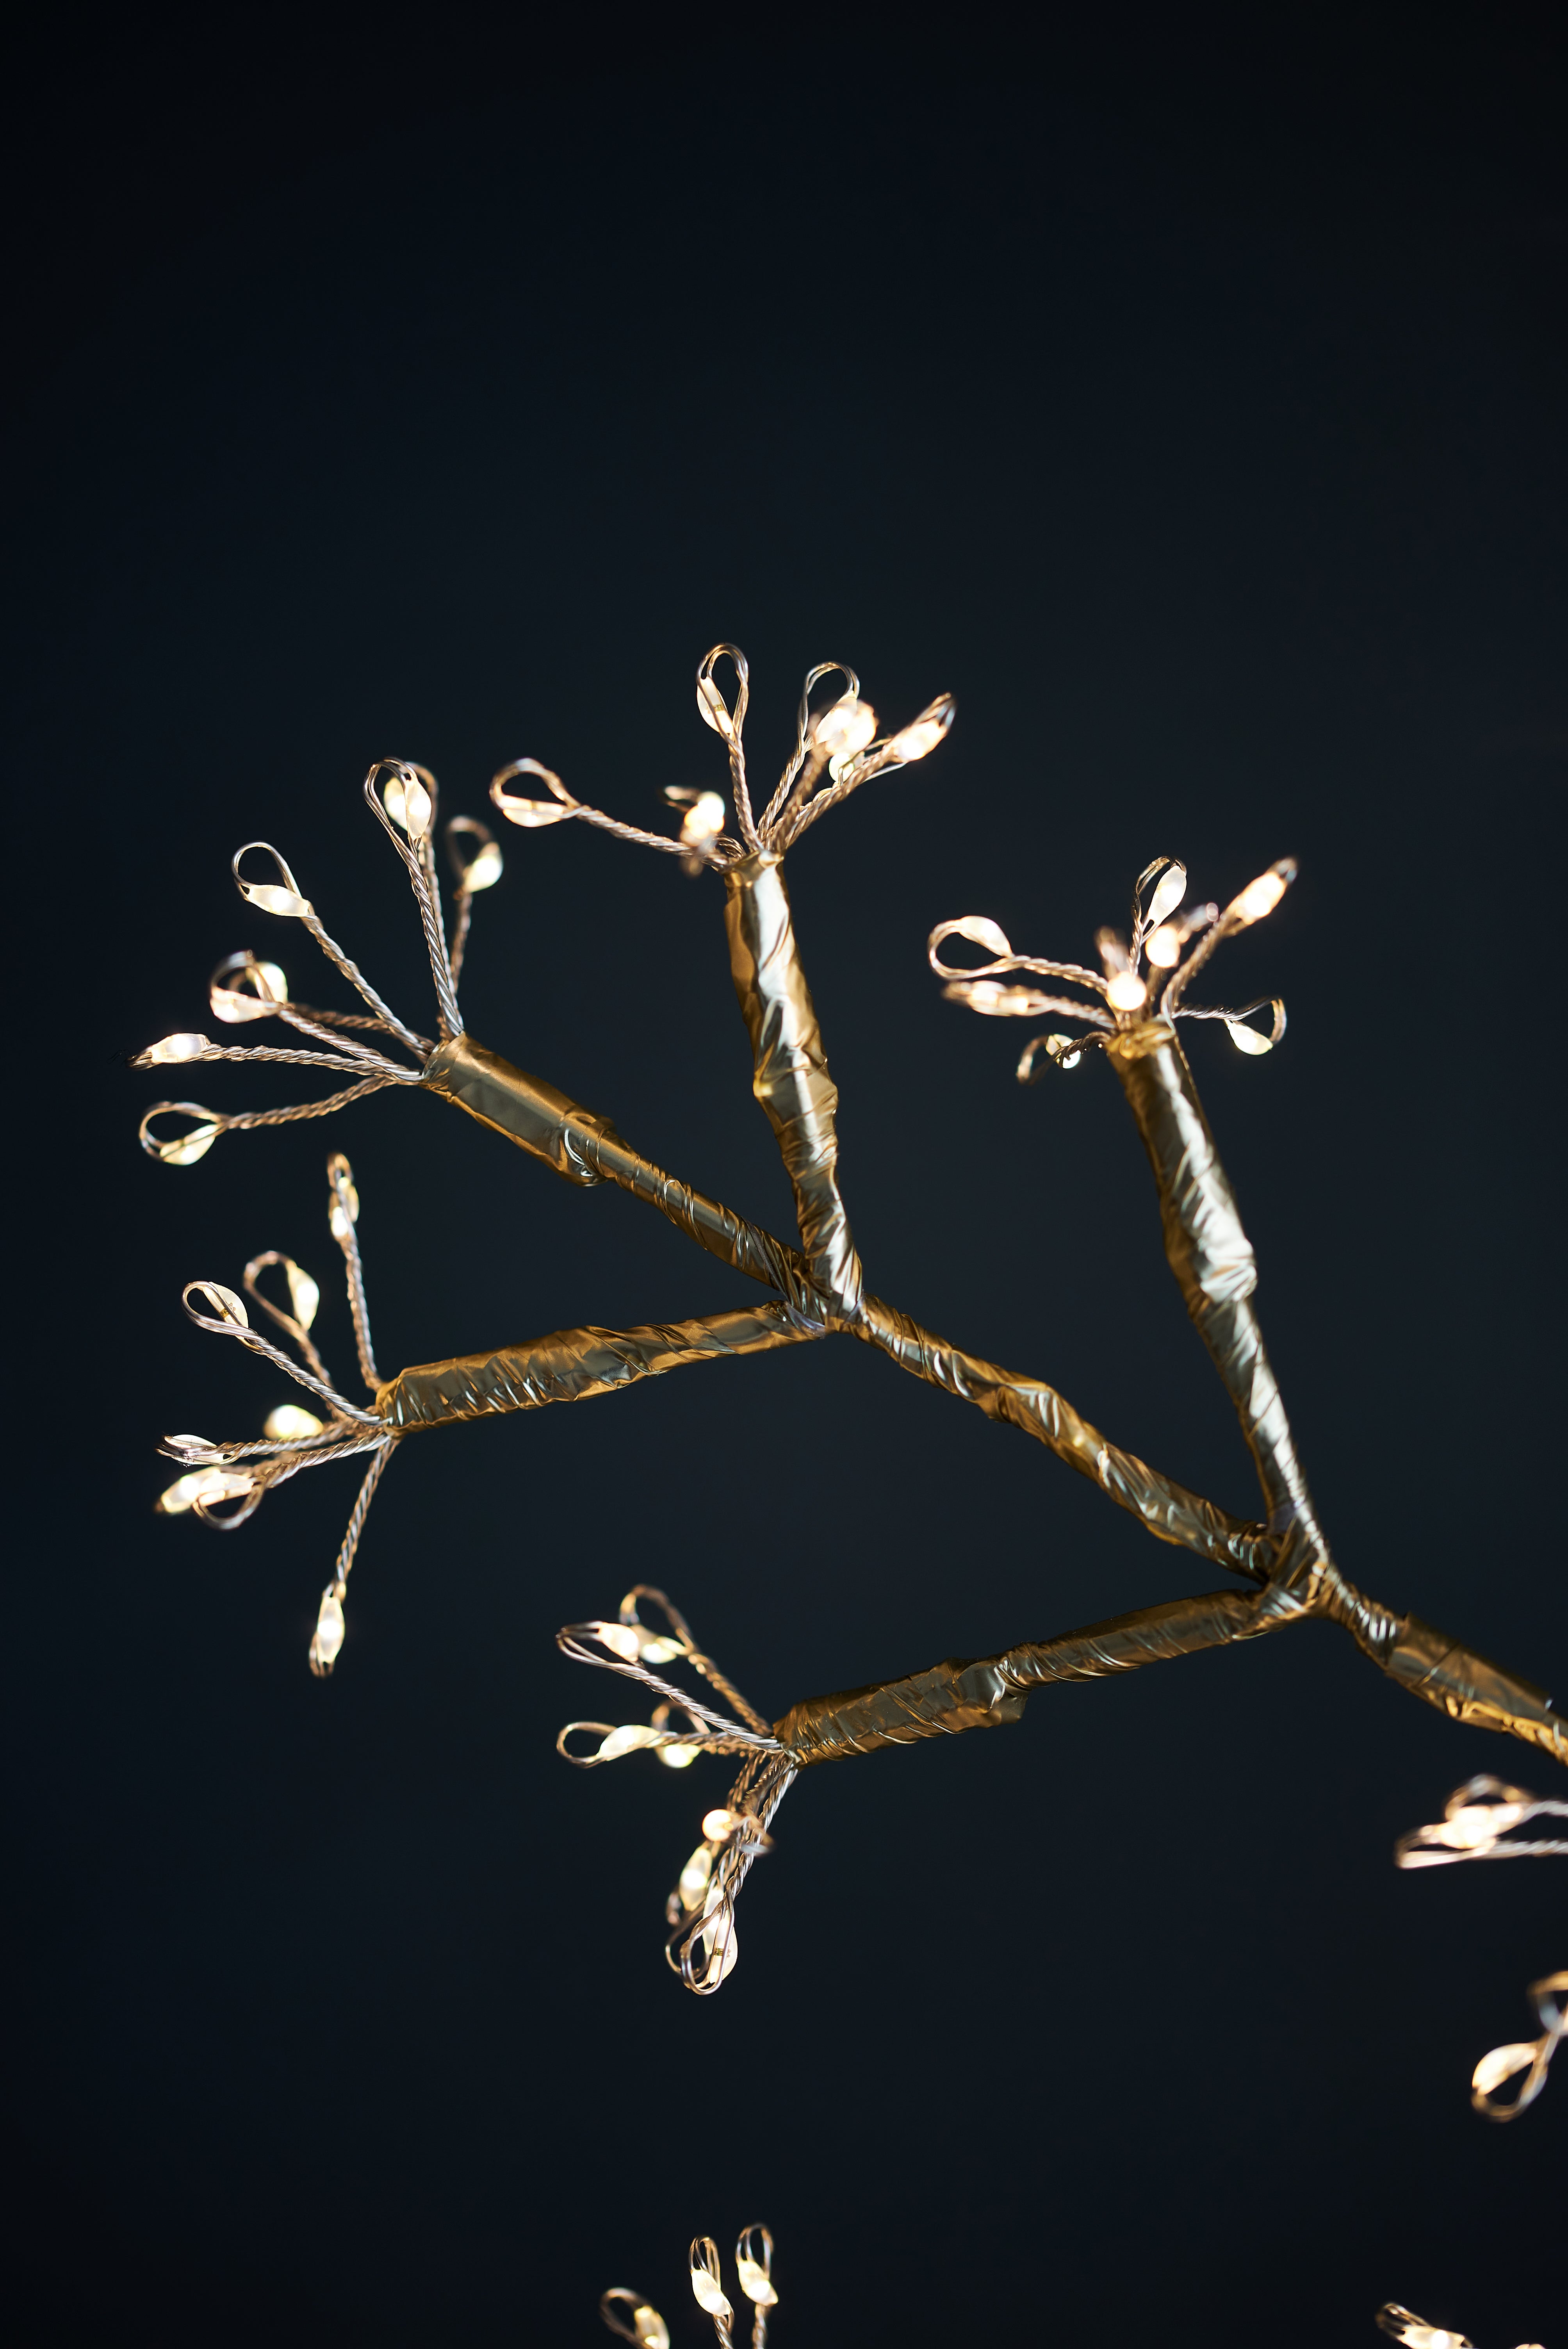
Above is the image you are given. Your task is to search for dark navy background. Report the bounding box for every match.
[8,17,1565,2344]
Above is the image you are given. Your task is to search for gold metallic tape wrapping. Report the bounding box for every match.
[776,1659,1027,1762]
[424,1034,813,1312]
[376,1303,810,1430]
[778,1592,1565,1768]
[852,1293,1274,1579]
[1107,1023,1331,1599]
[724,854,863,1320]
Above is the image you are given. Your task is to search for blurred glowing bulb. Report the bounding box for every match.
[887,693,955,763]
[656,1742,698,1770]
[811,696,877,760]
[1145,925,1181,968]
[1229,860,1295,926]
[157,1467,254,1515]
[309,1587,346,1676]
[1105,972,1147,1011]
[736,2259,777,2307]
[1144,861,1187,927]
[689,2248,732,2322]
[264,1404,324,1441]
[209,955,289,1023]
[702,1807,744,1840]
[632,2306,669,2349]
[677,1844,713,1911]
[458,839,503,890]
[592,1621,642,1664]
[679,790,727,850]
[1471,2041,1536,2096]
[595,1723,661,1762]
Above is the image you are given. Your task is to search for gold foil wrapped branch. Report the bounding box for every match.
[140,648,1562,1987]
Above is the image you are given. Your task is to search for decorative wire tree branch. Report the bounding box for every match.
[139,644,1563,1974]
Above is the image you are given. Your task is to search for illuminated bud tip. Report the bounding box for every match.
[1145,924,1181,968]
[309,1588,345,1675]
[143,1032,212,1065]
[264,1404,324,1441]
[887,693,955,763]
[1230,859,1295,926]
[811,695,878,760]
[1105,972,1147,1011]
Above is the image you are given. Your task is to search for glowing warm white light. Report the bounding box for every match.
[591,1621,642,1664]
[157,1120,219,1166]
[695,676,734,739]
[327,1162,360,1238]
[384,772,433,840]
[689,2255,732,2321]
[495,794,573,828]
[1225,1018,1273,1056]
[679,790,727,851]
[458,839,503,890]
[1471,2041,1536,2096]
[632,2305,669,2349]
[144,1032,211,1065]
[1145,925,1181,968]
[281,1261,319,1329]
[264,1404,324,1441]
[677,1844,713,1911]
[157,1467,254,1515]
[636,1629,686,1664]
[735,2258,777,2307]
[656,1743,698,1770]
[1144,862,1187,928]
[234,848,313,920]
[310,1588,346,1675]
[596,1723,661,1762]
[1435,1801,1525,1849]
[953,914,1011,957]
[1106,972,1147,1011]
[811,696,877,760]
[209,955,289,1023]
[1229,861,1295,927]
[887,693,955,763]
[702,1807,743,1840]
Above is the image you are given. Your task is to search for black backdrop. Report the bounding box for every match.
[8,18,1566,2345]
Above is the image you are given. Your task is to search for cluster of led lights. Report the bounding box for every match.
[134,643,1561,2340]
[601,2224,778,2349]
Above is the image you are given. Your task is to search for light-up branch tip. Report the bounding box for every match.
[689,2240,734,2329]
[1228,856,1297,928]
[309,1582,346,1676]
[1376,2308,1474,2349]
[1394,1775,1568,1868]
[811,692,877,766]
[445,815,502,892]
[209,952,289,1022]
[886,690,955,765]
[232,842,314,921]
[135,1032,213,1068]
[264,1404,324,1440]
[599,2290,671,2349]
[157,1466,255,1515]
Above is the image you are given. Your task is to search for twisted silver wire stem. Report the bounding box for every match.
[333,1440,397,1588]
